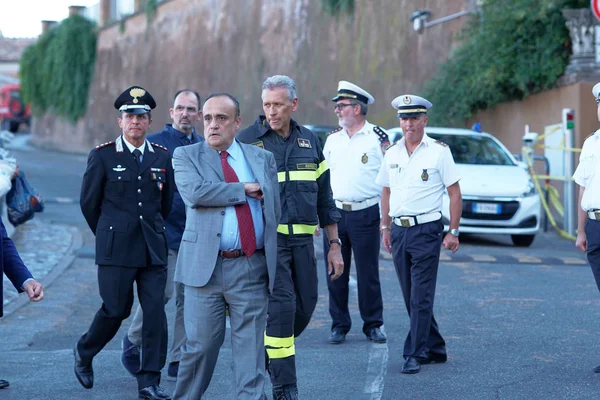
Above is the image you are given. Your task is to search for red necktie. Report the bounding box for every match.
[220,151,257,257]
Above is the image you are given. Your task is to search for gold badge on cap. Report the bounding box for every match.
[129,87,146,104]
[361,153,368,164]
[403,96,411,105]
[298,138,312,149]
[421,169,429,181]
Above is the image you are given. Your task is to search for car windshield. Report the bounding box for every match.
[427,133,515,166]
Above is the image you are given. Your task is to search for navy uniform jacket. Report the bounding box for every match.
[237,116,340,245]
[0,217,32,317]
[80,135,175,267]
[148,124,203,250]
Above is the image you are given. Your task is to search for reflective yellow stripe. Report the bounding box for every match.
[289,171,317,181]
[277,171,318,182]
[316,160,328,178]
[264,333,294,348]
[266,345,296,359]
[277,161,328,183]
[277,224,318,235]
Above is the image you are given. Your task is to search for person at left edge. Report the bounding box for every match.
[75,86,174,400]
[0,216,44,390]
[122,89,203,382]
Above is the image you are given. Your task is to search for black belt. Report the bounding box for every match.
[218,248,264,259]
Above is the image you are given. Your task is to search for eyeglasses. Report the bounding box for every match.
[334,103,357,111]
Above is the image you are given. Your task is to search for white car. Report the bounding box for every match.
[389,127,541,247]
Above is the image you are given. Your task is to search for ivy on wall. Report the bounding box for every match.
[423,0,589,127]
[20,15,97,123]
[322,0,355,16]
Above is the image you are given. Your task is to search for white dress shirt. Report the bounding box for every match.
[323,121,385,202]
[574,130,600,211]
[376,134,460,217]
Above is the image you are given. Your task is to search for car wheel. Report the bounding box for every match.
[511,234,535,247]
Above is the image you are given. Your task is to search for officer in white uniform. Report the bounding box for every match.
[375,94,462,374]
[575,82,600,373]
[322,81,390,345]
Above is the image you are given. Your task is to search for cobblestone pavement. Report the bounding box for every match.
[2,217,77,307]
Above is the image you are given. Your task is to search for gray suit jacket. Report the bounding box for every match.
[172,139,280,292]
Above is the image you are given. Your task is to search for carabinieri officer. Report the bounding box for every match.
[376,94,462,374]
[75,86,174,400]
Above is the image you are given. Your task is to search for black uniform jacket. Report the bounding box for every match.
[80,135,174,267]
[237,116,340,244]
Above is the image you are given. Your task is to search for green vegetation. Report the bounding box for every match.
[423,0,589,126]
[322,0,354,16]
[20,15,97,123]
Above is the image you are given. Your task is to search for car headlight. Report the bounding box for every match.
[521,179,536,197]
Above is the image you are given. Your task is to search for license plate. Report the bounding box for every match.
[472,203,501,214]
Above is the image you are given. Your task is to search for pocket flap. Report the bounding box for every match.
[182,230,198,243]
[97,219,128,232]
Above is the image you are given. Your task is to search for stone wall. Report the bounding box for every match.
[32,0,472,153]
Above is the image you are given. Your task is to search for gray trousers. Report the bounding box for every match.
[173,252,269,400]
[128,249,186,363]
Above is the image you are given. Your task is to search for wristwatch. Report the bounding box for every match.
[329,238,342,246]
[380,225,390,231]
[449,228,460,237]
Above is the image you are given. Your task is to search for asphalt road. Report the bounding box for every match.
[0,136,598,400]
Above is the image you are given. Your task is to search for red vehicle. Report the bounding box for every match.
[0,84,31,133]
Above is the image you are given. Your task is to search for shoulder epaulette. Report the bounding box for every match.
[374,126,391,152]
[95,141,114,150]
[150,142,169,151]
[327,127,343,136]
[434,140,448,147]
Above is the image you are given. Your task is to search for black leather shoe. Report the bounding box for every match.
[0,379,9,389]
[73,345,94,389]
[594,364,600,373]
[138,384,171,400]
[272,383,299,400]
[402,357,420,374]
[328,329,346,344]
[366,327,387,343]
[422,352,447,364]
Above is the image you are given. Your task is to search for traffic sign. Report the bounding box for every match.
[592,0,600,22]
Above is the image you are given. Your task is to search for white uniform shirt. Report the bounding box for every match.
[573,130,600,210]
[376,134,460,217]
[323,121,386,202]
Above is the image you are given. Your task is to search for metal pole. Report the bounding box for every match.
[562,109,576,236]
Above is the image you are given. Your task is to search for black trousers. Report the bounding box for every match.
[77,264,167,389]
[586,219,600,291]
[266,240,318,386]
[391,220,446,360]
[322,204,384,334]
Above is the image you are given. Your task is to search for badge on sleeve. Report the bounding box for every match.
[252,140,265,149]
[361,153,368,164]
[298,138,312,149]
[421,169,429,181]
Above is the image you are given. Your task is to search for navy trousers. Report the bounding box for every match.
[586,219,600,291]
[390,220,446,360]
[322,204,384,335]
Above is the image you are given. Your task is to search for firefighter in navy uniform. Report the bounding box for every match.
[237,75,344,400]
[74,86,174,400]
[322,81,389,345]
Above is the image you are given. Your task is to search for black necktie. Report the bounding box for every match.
[133,149,142,164]
[183,136,191,145]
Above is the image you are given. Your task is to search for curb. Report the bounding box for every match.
[2,225,84,318]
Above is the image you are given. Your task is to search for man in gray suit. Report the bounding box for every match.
[171,93,280,400]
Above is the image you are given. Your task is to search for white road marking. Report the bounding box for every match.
[349,275,389,399]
